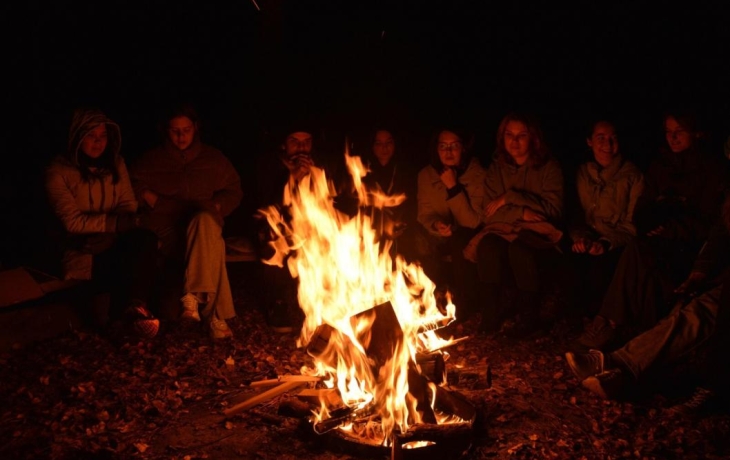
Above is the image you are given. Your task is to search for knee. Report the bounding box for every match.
[189,211,222,232]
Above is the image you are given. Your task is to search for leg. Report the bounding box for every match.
[184,212,236,322]
[611,284,722,380]
[476,234,510,331]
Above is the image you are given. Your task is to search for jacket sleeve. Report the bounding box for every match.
[569,167,592,242]
[211,155,243,218]
[417,169,442,235]
[504,160,564,221]
[483,162,523,224]
[447,169,486,229]
[115,157,139,214]
[692,222,730,277]
[600,173,644,249]
[45,163,107,234]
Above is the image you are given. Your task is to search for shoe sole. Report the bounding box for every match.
[565,352,602,381]
[180,313,201,322]
[211,331,233,339]
[582,376,610,399]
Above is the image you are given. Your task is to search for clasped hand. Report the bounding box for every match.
[283,153,314,182]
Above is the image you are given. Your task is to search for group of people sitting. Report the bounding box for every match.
[46,104,242,341]
[44,103,730,415]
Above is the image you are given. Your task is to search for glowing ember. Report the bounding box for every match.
[258,149,461,445]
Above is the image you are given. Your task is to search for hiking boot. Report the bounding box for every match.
[267,300,294,333]
[125,301,160,339]
[180,293,201,322]
[665,387,715,417]
[582,368,626,400]
[574,316,616,351]
[565,349,605,381]
[209,317,233,339]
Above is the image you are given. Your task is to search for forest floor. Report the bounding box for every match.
[2,264,730,460]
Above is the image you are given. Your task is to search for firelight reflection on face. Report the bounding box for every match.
[80,124,108,159]
[284,132,313,158]
[587,121,619,167]
[665,116,694,153]
[504,120,531,165]
[168,116,197,151]
[372,130,395,166]
[437,130,463,167]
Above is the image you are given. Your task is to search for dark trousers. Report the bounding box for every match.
[92,228,159,319]
[413,226,479,317]
[563,248,624,318]
[598,236,699,332]
[476,233,558,324]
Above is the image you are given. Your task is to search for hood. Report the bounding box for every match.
[67,108,121,165]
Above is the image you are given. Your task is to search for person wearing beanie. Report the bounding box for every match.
[130,103,242,340]
[45,107,160,339]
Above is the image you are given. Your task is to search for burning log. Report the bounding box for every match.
[351,301,404,373]
[415,351,446,385]
[446,363,492,389]
[296,388,343,407]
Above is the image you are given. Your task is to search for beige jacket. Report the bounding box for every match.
[45,109,137,280]
[417,157,487,236]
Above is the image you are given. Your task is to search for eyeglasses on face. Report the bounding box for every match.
[437,141,462,151]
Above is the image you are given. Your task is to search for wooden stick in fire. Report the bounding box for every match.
[224,380,307,417]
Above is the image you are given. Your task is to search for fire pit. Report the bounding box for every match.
[254,151,478,458]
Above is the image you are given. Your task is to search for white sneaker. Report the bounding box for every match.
[210,317,233,339]
[180,293,201,322]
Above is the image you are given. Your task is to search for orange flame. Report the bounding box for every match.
[258,148,457,443]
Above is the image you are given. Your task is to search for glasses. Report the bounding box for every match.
[437,141,462,151]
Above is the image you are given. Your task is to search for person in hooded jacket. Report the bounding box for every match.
[45,107,160,338]
[130,103,242,340]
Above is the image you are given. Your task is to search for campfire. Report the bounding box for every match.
[240,150,476,455]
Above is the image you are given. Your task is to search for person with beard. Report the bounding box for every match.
[45,107,160,338]
[415,126,487,327]
[251,121,322,333]
[130,103,242,339]
[466,112,564,337]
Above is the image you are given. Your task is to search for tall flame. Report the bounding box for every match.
[258,148,456,443]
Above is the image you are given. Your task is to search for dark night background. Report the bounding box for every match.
[3,0,729,270]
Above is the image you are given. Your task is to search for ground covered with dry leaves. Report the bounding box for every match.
[2,264,730,460]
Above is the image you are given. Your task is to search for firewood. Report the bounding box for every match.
[446,363,491,389]
[296,388,343,408]
[224,380,306,417]
[249,374,321,388]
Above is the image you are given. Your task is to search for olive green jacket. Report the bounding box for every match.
[571,156,644,250]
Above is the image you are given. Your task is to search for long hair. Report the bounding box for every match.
[493,112,551,167]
